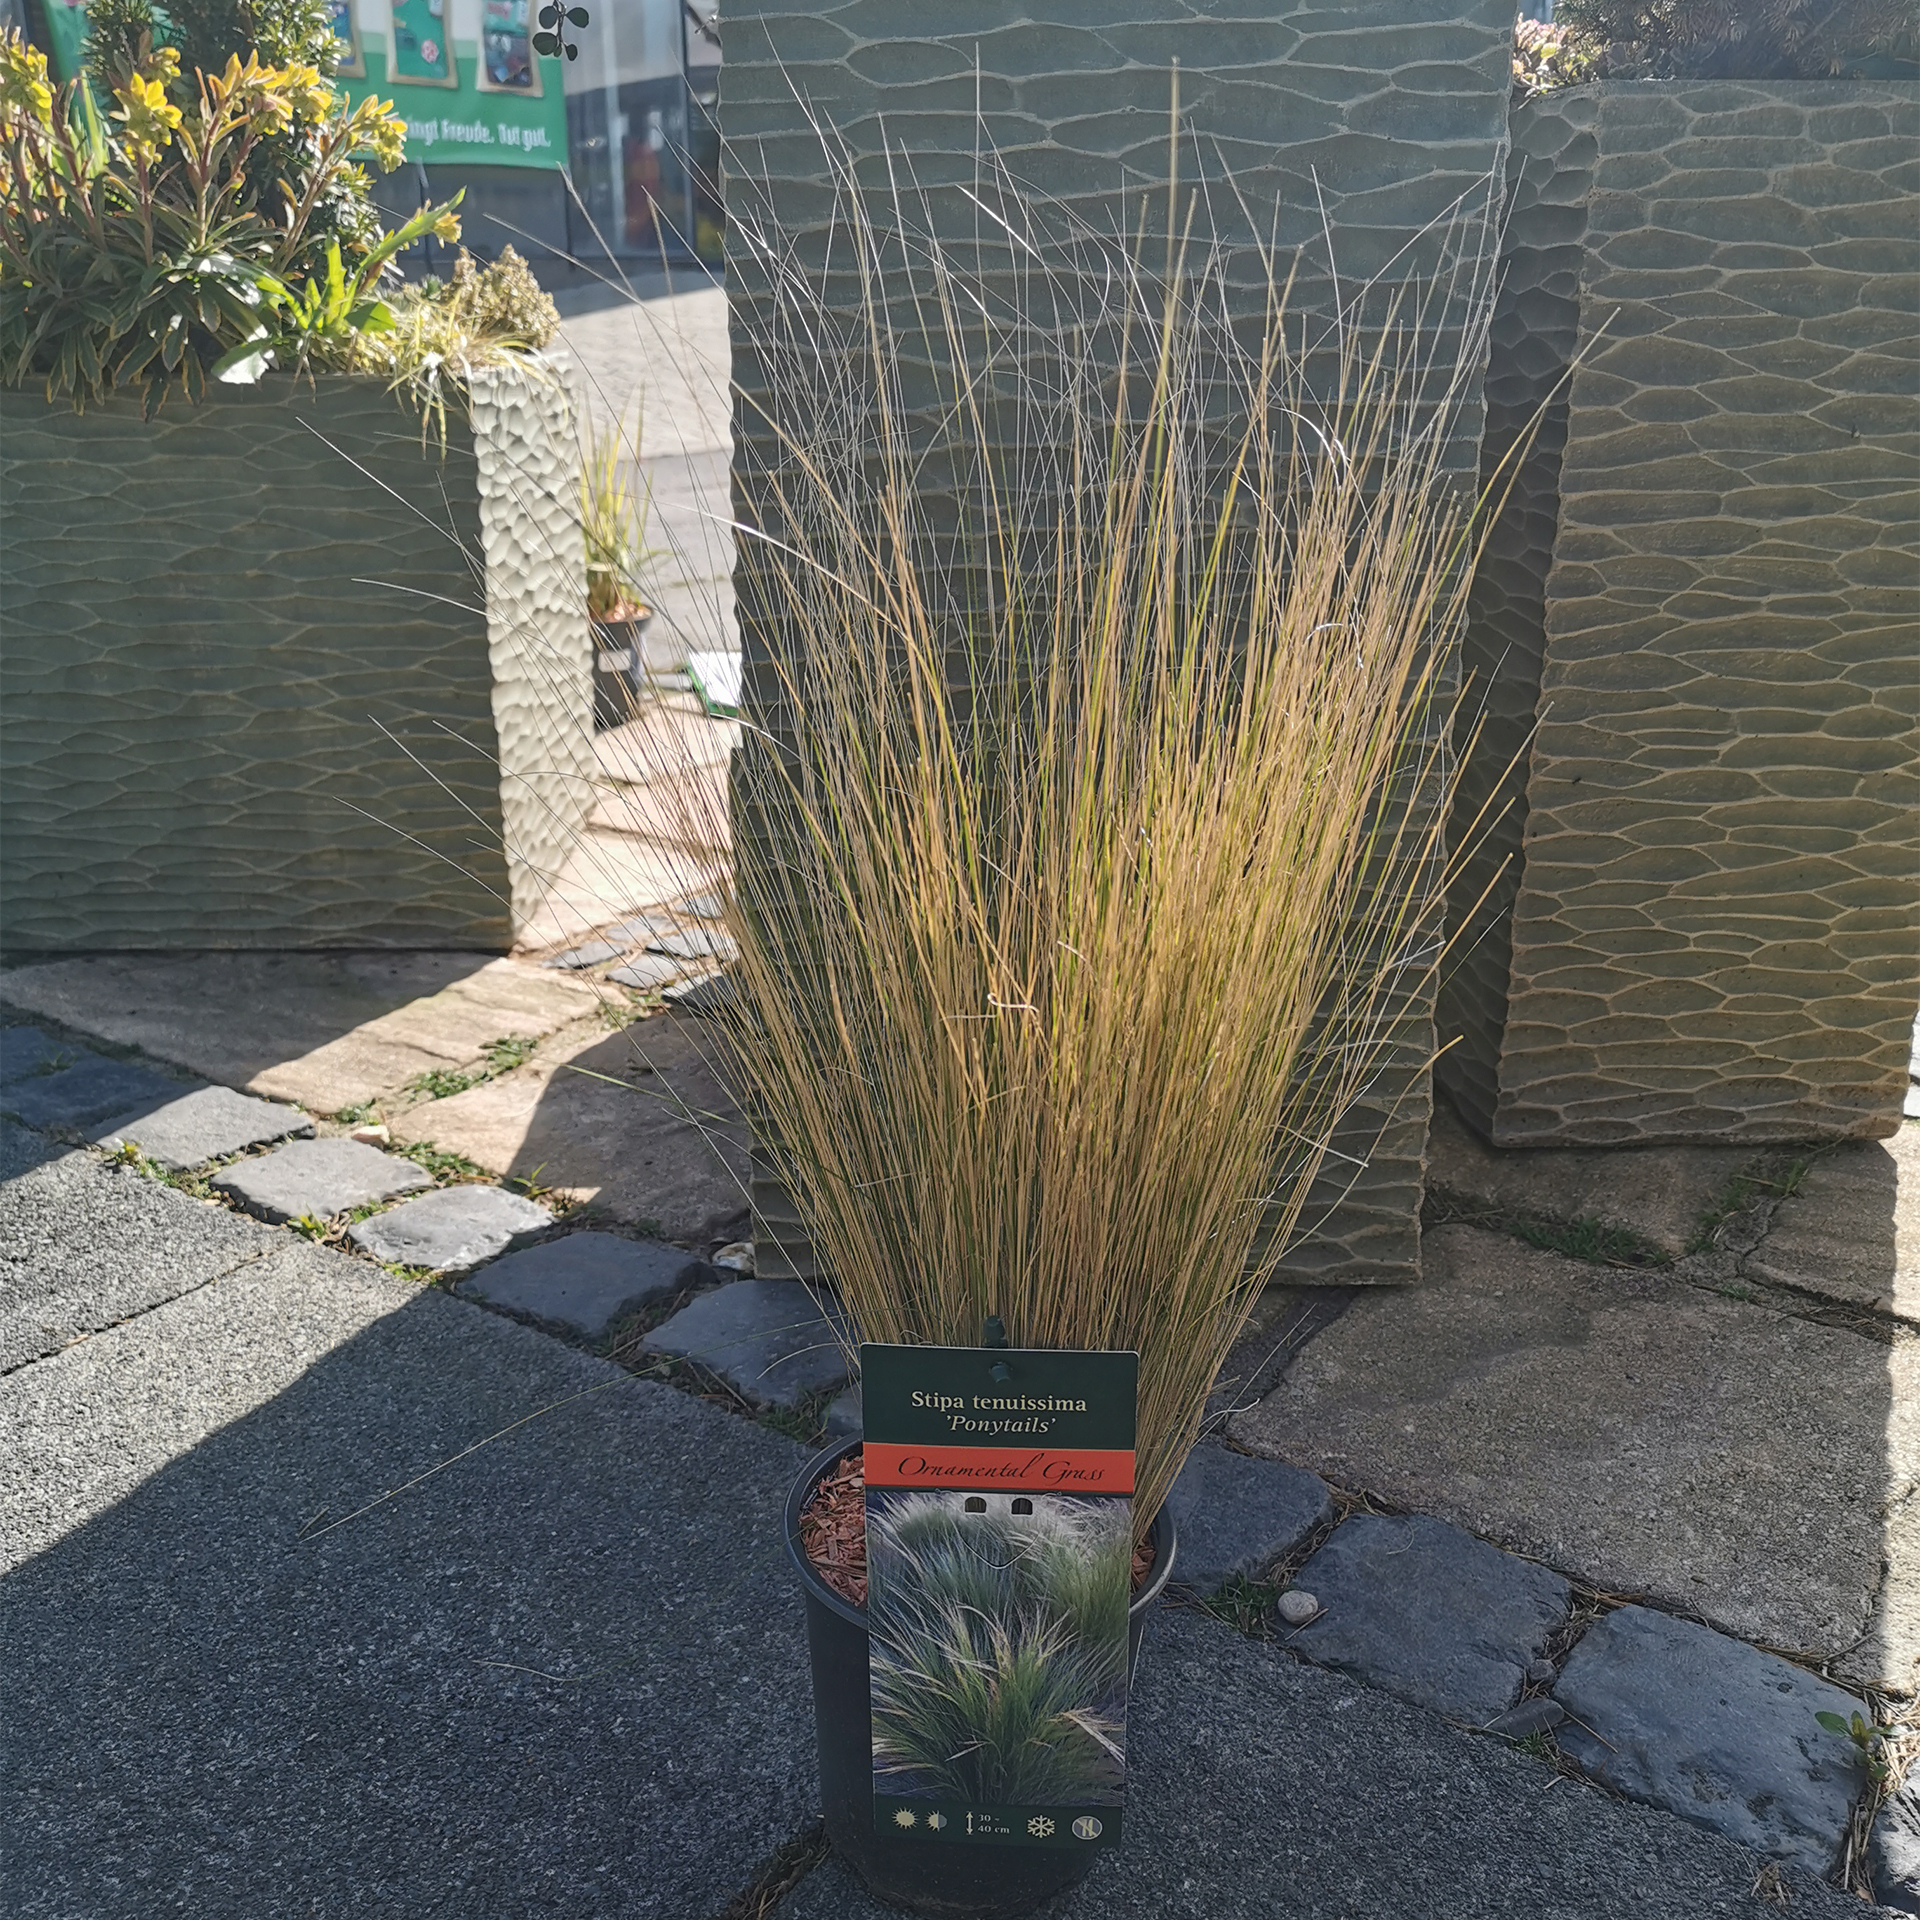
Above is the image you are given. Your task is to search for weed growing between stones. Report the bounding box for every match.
[407,1068,481,1100]
[392,1140,491,1183]
[1512,1215,1664,1268]
[1197,1574,1285,1637]
[404,1032,542,1101]
[482,1033,539,1075]
[1685,1151,1824,1258]
[1421,1189,1666,1268]
[597,992,649,1031]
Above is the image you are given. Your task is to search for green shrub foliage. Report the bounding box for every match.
[0,30,443,409]
[1551,0,1917,79]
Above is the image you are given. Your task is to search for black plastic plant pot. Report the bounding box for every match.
[782,1438,1178,1919]
[591,614,651,731]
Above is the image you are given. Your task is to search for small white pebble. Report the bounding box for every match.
[1278,1590,1319,1626]
[349,1124,391,1146]
[712,1240,755,1275]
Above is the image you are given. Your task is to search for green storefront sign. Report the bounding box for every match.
[333,0,567,169]
[39,0,566,173]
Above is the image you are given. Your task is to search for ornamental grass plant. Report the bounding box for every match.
[467,123,1517,1546]
[576,121,1513,1542]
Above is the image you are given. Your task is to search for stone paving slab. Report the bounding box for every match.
[394,1013,750,1246]
[1232,1224,1914,1678]
[91,1086,314,1171]
[647,926,738,964]
[0,1121,276,1373]
[1163,1443,1333,1594]
[213,1138,431,1224]
[607,953,687,992]
[1,1053,201,1131]
[542,939,627,971]
[1285,1513,1571,1724]
[347,1185,553,1275]
[0,953,604,1116]
[1745,1124,1919,1323]
[1553,1606,1866,1878]
[1871,1781,1920,1915]
[457,1231,706,1339]
[1427,1096,1761,1261]
[0,1026,63,1083]
[643,1279,851,1410]
[772,1610,1868,1920]
[512,828,690,956]
[0,1242,816,1920]
[1835,1484,1920,1697]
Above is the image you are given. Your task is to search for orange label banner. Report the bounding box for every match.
[863,1443,1135,1495]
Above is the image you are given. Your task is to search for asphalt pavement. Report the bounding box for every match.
[0,1117,1883,1918]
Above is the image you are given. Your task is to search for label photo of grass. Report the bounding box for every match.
[867,1487,1131,1843]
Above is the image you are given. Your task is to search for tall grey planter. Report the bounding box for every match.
[1443,79,1920,1147]
[0,368,592,953]
[723,0,1517,1285]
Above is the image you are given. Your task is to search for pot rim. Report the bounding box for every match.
[782,1434,1179,1631]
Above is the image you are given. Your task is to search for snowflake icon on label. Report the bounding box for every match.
[891,1809,917,1828]
[1027,1816,1055,1837]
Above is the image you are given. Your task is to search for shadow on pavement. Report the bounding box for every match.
[0,1264,813,1920]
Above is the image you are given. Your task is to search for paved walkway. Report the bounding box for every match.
[0,950,752,1246]
[7,271,1918,1915]
[0,1106,1877,1918]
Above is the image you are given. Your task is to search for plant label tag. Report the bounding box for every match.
[861,1341,1139,1850]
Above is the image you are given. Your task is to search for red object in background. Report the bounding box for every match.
[623,138,660,248]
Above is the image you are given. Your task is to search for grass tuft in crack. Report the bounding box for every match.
[406,1033,541,1101]
[394,1140,491,1183]
[1198,1574,1283,1636]
[1685,1153,1821,1257]
[1423,1191,1666,1268]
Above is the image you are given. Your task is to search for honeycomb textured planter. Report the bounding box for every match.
[1444,80,1920,1146]
[0,370,590,953]
[724,0,1517,1286]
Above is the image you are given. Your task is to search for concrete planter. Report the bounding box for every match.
[1444,79,1920,1147]
[724,0,1517,1287]
[0,367,592,953]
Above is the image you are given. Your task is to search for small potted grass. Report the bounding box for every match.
[581,404,661,730]
[591,128,1504,1915]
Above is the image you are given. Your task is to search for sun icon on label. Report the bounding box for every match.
[892,1809,917,1828]
[925,1813,947,1831]
[1028,1816,1055,1837]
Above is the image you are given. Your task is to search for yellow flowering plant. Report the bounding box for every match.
[0,29,435,410]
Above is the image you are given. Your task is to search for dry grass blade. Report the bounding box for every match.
[596,121,1507,1540]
